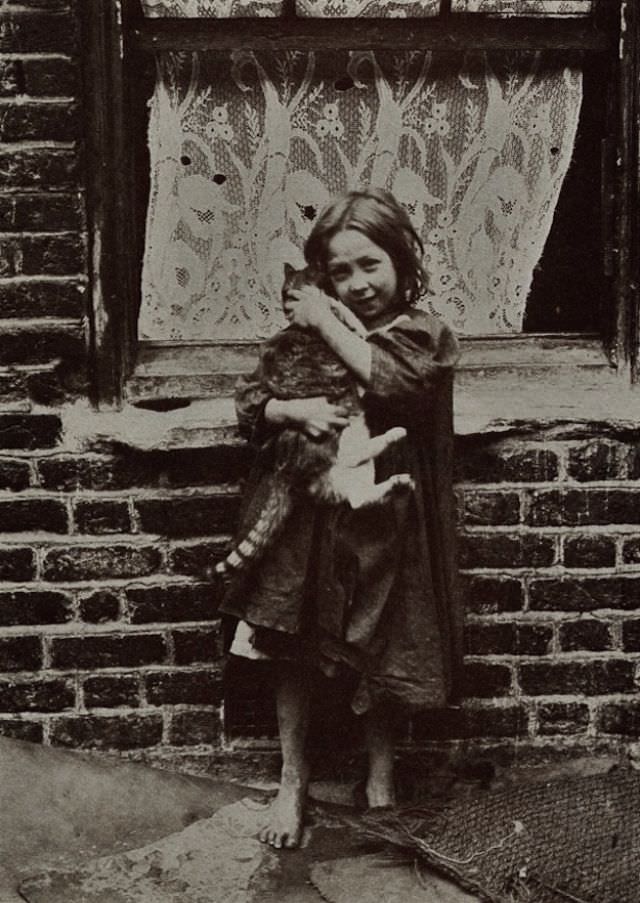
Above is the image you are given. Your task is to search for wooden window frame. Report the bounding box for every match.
[80,0,638,408]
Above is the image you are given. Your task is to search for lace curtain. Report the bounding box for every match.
[141,1,592,14]
[141,1,285,15]
[139,50,582,340]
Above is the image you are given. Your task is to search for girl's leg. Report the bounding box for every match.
[259,662,311,849]
[363,706,397,809]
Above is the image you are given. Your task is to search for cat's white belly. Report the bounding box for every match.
[325,414,412,509]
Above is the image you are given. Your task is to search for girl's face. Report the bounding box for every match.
[326,228,399,326]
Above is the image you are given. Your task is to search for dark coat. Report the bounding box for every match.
[220,308,463,714]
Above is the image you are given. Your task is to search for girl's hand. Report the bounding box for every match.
[283,285,334,331]
[265,396,349,438]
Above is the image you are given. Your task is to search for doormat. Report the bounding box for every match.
[355,766,640,903]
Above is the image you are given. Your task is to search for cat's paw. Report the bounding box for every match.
[386,427,407,444]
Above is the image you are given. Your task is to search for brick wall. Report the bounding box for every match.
[0,0,87,410]
[0,0,639,777]
[441,432,640,763]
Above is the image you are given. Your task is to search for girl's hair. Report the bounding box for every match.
[304,188,428,307]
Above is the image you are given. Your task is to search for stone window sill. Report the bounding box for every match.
[61,335,640,453]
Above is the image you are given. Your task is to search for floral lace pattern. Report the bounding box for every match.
[450,0,591,14]
[297,0,439,15]
[141,0,283,16]
[139,51,581,340]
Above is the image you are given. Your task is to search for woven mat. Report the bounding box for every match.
[358,766,640,903]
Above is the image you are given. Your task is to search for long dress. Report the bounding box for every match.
[219,307,463,715]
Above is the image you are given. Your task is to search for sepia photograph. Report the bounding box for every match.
[0,0,638,900]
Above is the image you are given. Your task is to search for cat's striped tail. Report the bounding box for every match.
[215,479,293,576]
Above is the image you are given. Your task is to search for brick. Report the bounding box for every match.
[73,500,130,535]
[173,628,220,665]
[599,703,640,736]
[519,660,634,696]
[0,234,85,278]
[127,583,216,624]
[0,458,30,490]
[135,496,240,538]
[169,709,220,746]
[0,194,84,232]
[0,12,77,54]
[461,575,523,615]
[559,619,612,652]
[0,547,35,580]
[456,443,559,483]
[461,490,520,526]
[0,280,85,319]
[146,671,222,706]
[568,441,631,482]
[465,622,552,656]
[168,540,231,577]
[26,367,85,406]
[0,59,20,95]
[0,372,26,405]
[37,450,248,492]
[529,576,640,612]
[50,634,167,670]
[0,636,41,671]
[83,676,140,709]
[621,620,640,651]
[0,499,68,533]
[0,677,73,711]
[0,414,60,449]
[412,704,528,741]
[622,538,640,564]
[537,702,590,735]
[527,489,640,527]
[4,1,73,9]
[0,101,79,142]
[461,662,513,698]
[23,57,79,96]
[78,590,120,623]
[50,714,163,750]
[459,534,556,569]
[0,325,86,366]
[0,148,80,189]
[0,589,71,626]
[42,544,162,581]
[0,718,43,742]
[563,535,616,568]
[36,457,120,492]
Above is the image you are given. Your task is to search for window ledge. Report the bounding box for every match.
[62,368,640,455]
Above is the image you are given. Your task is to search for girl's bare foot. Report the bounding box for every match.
[366,772,396,809]
[259,768,309,849]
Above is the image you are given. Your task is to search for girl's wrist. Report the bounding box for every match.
[264,398,288,425]
[264,398,304,427]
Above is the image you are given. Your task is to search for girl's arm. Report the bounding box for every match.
[284,287,372,385]
[265,396,349,438]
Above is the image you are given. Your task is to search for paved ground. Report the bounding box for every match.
[0,737,478,903]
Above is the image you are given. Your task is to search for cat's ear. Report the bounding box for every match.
[283,262,295,279]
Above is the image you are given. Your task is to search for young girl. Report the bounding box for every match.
[220,188,462,849]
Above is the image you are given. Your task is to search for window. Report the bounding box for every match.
[83,0,637,408]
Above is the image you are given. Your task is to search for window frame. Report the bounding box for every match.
[81,0,637,407]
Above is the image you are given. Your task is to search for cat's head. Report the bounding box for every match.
[282,263,319,302]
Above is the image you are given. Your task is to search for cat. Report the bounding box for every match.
[215,263,413,577]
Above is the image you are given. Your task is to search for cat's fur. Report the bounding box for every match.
[215,263,412,576]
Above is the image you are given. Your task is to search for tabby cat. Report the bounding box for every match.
[215,263,413,576]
